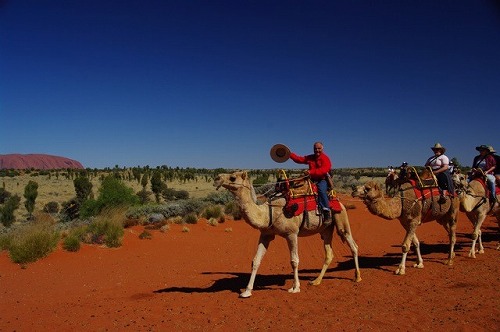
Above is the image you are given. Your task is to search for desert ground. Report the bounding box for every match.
[1,191,499,331]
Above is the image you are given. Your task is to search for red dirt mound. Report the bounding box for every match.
[0,195,498,331]
[0,153,84,170]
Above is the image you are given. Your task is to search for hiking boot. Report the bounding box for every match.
[322,209,332,226]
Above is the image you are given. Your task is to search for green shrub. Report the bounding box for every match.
[82,176,139,218]
[8,221,59,264]
[183,212,198,224]
[0,233,11,250]
[23,180,38,218]
[224,201,242,220]
[43,201,59,214]
[85,209,125,248]
[0,187,11,204]
[139,230,152,240]
[0,194,21,227]
[62,235,81,252]
[202,205,223,220]
[74,176,93,203]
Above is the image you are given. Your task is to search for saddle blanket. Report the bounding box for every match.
[283,194,342,218]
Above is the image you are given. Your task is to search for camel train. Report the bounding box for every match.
[353,164,499,275]
[212,143,498,296]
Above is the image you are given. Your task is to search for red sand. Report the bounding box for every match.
[1,195,499,331]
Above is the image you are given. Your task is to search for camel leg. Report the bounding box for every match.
[445,221,457,265]
[342,232,361,282]
[309,231,333,286]
[285,234,300,293]
[240,234,274,298]
[396,226,416,275]
[411,234,424,269]
[333,211,362,282]
[477,229,484,254]
[469,214,486,258]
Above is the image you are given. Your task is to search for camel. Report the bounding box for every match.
[352,180,459,275]
[455,174,500,256]
[385,171,399,196]
[213,171,361,298]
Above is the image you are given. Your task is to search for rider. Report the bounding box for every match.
[425,143,454,201]
[470,144,497,205]
[290,142,332,223]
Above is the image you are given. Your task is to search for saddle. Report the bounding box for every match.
[406,166,438,189]
[275,170,342,218]
[404,166,453,202]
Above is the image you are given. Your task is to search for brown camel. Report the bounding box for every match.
[456,175,500,256]
[385,171,399,196]
[352,180,459,275]
[214,171,361,298]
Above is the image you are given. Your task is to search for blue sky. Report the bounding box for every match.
[1,1,499,170]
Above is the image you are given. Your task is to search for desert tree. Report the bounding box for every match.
[150,171,166,203]
[0,194,21,227]
[74,176,93,203]
[23,180,38,219]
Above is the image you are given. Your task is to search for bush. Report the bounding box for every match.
[204,191,233,205]
[224,201,242,220]
[82,175,139,218]
[84,209,125,248]
[0,195,21,227]
[62,235,81,252]
[8,221,60,264]
[74,176,93,203]
[0,187,11,204]
[183,212,198,224]
[202,205,223,220]
[43,201,59,214]
[23,180,38,218]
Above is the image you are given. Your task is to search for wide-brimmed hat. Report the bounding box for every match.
[431,143,446,153]
[270,144,290,163]
[487,145,496,153]
[475,144,491,152]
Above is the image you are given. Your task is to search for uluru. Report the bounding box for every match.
[0,154,84,170]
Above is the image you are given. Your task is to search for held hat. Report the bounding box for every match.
[431,143,446,153]
[475,144,491,152]
[270,144,290,163]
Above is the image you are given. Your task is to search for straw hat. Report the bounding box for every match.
[270,144,290,163]
[431,143,446,153]
[475,144,491,152]
[487,145,496,153]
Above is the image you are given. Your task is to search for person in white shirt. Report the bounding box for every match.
[425,143,454,198]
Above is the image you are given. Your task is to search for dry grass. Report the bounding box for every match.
[1,173,219,221]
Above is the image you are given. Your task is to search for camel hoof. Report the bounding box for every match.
[354,276,362,283]
[309,279,321,286]
[394,269,405,275]
[239,290,252,298]
[413,263,424,269]
[468,251,476,259]
[288,287,300,294]
[478,249,484,254]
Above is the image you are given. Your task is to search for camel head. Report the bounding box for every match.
[452,173,467,194]
[213,171,250,192]
[351,181,384,202]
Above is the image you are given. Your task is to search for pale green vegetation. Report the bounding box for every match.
[0,165,401,265]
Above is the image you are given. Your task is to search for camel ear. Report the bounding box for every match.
[242,171,248,180]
